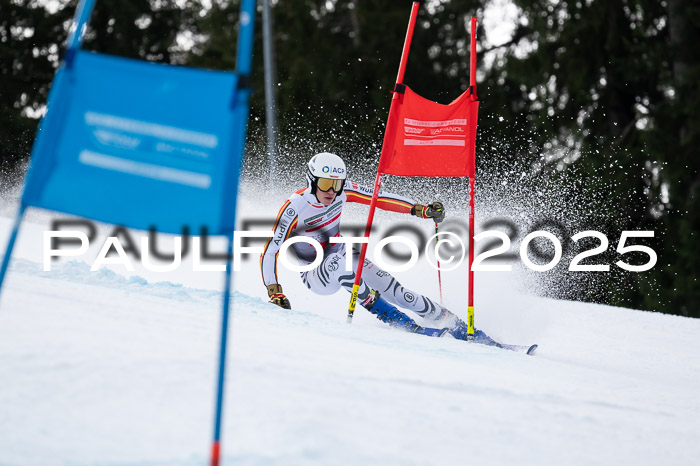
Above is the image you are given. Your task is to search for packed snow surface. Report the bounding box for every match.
[0,201,698,466]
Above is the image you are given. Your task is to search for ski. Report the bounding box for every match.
[486,341,538,355]
[473,329,537,355]
[419,327,538,354]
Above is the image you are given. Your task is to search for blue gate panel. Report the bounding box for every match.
[22,51,246,234]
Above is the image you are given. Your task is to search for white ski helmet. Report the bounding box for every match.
[306,152,347,195]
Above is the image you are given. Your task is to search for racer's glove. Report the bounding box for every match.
[411,202,445,223]
[267,284,291,310]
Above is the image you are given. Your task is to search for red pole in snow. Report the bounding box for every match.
[346,2,420,323]
[470,17,477,92]
[467,17,477,339]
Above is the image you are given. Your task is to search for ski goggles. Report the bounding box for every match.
[316,177,344,193]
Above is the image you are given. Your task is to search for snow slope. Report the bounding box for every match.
[0,202,699,466]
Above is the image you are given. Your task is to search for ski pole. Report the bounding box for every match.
[434,222,444,305]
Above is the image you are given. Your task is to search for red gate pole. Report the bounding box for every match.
[346,2,420,323]
[467,176,475,339]
[394,2,419,86]
[467,17,478,339]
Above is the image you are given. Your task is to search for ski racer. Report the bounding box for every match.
[260,152,472,339]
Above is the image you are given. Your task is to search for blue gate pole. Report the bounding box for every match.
[210,1,256,464]
[235,0,256,75]
[64,0,97,66]
[0,206,27,304]
[66,0,97,49]
[0,0,96,301]
[210,232,235,466]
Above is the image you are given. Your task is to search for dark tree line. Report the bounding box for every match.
[0,0,698,316]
